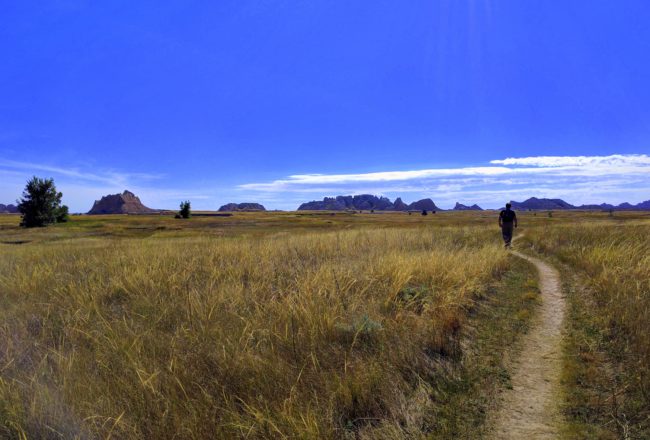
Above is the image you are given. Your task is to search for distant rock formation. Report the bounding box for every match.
[602,200,650,210]
[393,197,409,211]
[453,202,483,211]
[88,190,155,214]
[298,195,392,211]
[407,198,441,212]
[0,203,18,213]
[297,195,442,211]
[510,197,575,210]
[298,197,345,211]
[218,203,266,212]
[634,200,650,209]
[577,203,615,210]
[294,195,650,212]
[509,197,650,211]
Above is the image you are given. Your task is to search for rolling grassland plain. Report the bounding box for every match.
[520,221,650,439]
[0,210,648,439]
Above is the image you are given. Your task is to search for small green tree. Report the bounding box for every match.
[17,176,69,227]
[55,205,69,223]
[179,200,191,219]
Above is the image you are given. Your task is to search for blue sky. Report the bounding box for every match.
[1,1,649,211]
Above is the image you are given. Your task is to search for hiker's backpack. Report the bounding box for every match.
[501,209,516,222]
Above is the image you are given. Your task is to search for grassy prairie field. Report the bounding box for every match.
[519,221,650,439]
[0,210,649,439]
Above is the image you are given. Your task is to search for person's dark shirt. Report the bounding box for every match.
[499,209,517,224]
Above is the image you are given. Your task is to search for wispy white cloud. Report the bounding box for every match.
[240,154,650,190]
[239,167,514,191]
[2,154,649,211]
[238,154,650,209]
[0,159,163,185]
[0,158,213,212]
[490,154,650,168]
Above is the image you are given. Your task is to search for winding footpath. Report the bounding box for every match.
[487,249,566,439]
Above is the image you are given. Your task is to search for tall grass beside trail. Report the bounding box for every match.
[0,227,508,439]
[524,223,650,437]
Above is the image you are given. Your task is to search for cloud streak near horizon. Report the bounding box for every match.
[240,154,650,189]
[237,154,650,208]
[0,158,163,186]
[0,158,211,212]
[1,154,649,211]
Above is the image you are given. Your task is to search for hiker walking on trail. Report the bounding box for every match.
[499,203,518,248]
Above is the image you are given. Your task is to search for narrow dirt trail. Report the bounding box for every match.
[487,249,566,439]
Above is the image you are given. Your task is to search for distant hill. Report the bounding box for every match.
[298,195,393,211]
[297,195,442,211]
[0,203,18,213]
[635,200,650,209]
[453,202,483,211]
[393,197,409,211]
[298,195,389,211]
[510,197,650,211]
[218,203,266,212]
[606,200,650,210]
[408,198,441,212]
[88,190,156,214]
[577,203,615,210]
[510,197,575,210]
[298,195,650,212]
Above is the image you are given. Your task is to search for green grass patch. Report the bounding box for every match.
[558,267,633,440]
[519,226,650,439]
[426,256,539,439]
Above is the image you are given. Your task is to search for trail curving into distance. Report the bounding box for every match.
[487,248,566,439]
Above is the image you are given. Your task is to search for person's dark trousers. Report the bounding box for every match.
[501,223,514,247]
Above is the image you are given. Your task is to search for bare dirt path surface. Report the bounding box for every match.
[487,249,566,439]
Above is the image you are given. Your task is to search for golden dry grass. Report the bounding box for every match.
[2,210,648,439]
[522,223,650,438]
[0,218,510,439]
